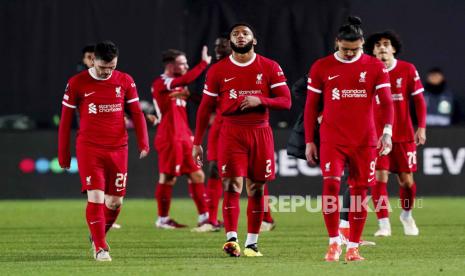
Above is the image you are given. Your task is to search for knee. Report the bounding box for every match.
[190,170,205,183]
[323,177,340,195]
[223,178,242,193]
[160,174,177,186]
[247,183,264,197]
[105,197,123,210]
[398,174,414,188]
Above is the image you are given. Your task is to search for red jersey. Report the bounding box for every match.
[374,59,425,142]
[306,53,392,147]
[61,68,145,149]
[203,54,287,125]
[151,61,208,144]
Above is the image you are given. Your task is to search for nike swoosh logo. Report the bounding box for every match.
[84,92,96,97]
[368,178,375,182]
[265,173,272,178]
[116,188,125,192]
[224,206,236,209]
[328,75,339,80]
[224,77,235,82]
[90,221,100,225]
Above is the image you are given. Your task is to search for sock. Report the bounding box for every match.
[157,216,169,224]
[263,184,274,223]
[371,181,389,219]
[347,242,359,250]
[339,219,349,228]
[223,191,240,233]
[322,178,341,238]
[245,233,259,247]
[104,205,121,233]
[340,187,350,222]
[247,194,264,234]
[348,186,368,244]
[378,217,391,229]
[86,202,107,250]
[155,183,172,217]
[401,209,412,220]
[329,236,342,245]
[198,212,209,223]
[206,178,222,224]
[188,182,208,216]
[226,231,238,241]
[399,183,416,211]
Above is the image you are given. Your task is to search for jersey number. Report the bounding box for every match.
[407,151,417,168]
[115,173,128,188]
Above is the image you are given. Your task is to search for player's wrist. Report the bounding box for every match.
[383,125,392,137]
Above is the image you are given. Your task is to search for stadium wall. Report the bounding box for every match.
[1,127,464,199]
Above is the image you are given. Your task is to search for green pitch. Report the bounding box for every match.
[0,198,463,275]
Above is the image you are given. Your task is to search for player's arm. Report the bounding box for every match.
[58,82,77,169]
[410,67,427,145]
[165,46,211,90]
[125,78,150,158]
[192,70,218,165]
[304,64,322,165]
[375,67,394,155]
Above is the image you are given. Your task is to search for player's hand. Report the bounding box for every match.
[414,127,426,145]
[377,133,392,156]
[146,114,160,126]
[139,149,149,159]
[240,96,262,110]
[305,142,318,166]
[201,46,212,65]
[192,145,204,166]
[59,154,71,169]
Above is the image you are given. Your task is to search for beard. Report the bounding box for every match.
[230,40,254,54]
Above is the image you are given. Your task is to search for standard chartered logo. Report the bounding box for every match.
[229,89,237,99]
[332,88,340,100]
[88,103,97,114]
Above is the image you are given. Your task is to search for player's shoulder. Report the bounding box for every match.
[113,70,133,81]
[312,54,333,69]
[67,69,91,87]
[363,54,384,66]
[396,59,417,71]
[256,54,278,65]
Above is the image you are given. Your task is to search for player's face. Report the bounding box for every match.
[94,57,117,79]
[173,55,189,76]
[214,38,231,60]
[373,38,396,62]
[336,39,364,61]
[230,26,256,54]
[82,52,95,68]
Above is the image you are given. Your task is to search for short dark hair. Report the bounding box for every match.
[94,41,119,62]
[365,31,402,56]
[336,16,364,41]
[428,67,443,74]
[229,22,256,38]
[81,44,95,55]
[162,49,186,65]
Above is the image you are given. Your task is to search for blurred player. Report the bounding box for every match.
[76,44,95,72]
[150,47,212,230]
[366,31,426,236]
[193,23,291,257]
[304,16,394,261]
[58,41,149,261]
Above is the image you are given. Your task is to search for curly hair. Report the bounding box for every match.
[365,30,402,57]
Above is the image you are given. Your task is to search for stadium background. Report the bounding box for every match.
[1,0,464,198]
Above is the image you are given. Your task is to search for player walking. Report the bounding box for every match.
[193,23,291,257]
[58,41,149,261]
[304,17,394,261]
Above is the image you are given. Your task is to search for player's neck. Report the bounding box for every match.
[231,51,255,64]
[384,58,397,71]
[164,69,175,78]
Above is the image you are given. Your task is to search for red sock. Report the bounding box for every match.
[322,178,340,238]
[400,182,416,211]
[207,178,222,224]
[263,184,274,223]
[349,186,368,243]
[188,182,208,215]
[371,181,389,219]
[86,202,107,250]
[104,205,121,233]
[247,194,265,234]
[155,183,172,217]
[223,191,240,233]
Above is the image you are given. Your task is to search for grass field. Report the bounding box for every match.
[1,197,464,275]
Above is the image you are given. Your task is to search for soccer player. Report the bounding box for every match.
[151,47,212,230]
[304,16,394,261]
[76,44,95,72]
[366,31,426,236]
[58,41,149,261]
[193,23,291,257]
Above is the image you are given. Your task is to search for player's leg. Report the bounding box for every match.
[398,172,419,235]
[104,195,123,233]
[206,161,222,226]
[319,143,345,261]
[222,176,243,257]
[243,179,265,256]
[187,169,210,230]
[260,184,276,232]
[372,168,391,236]
[155,173,186,229]
[338,185,350,244]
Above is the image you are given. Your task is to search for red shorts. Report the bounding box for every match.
[155,138,201,176]
[319,143,377,187]
[218,123,275,182]
[76,144,128,196]
[376,142,417,173]
[207,117,222,162]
